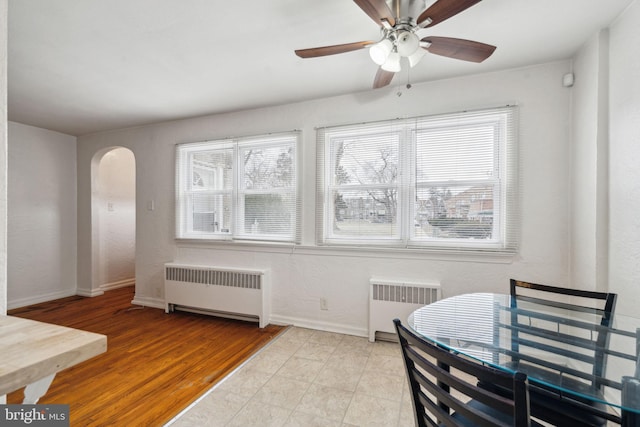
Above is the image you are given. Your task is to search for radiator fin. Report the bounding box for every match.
[371,283,439,305]
[165,266,261,290]
[369,278,440,342]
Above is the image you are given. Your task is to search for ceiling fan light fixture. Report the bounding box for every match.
[369,38,393,65]
[396,31,420,57]
[381,50,401,72]
[293,0,494,89]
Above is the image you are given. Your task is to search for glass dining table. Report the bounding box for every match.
[408,292,640,426]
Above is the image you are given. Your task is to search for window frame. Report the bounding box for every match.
[176,132,301,243]
[316,107,518,253]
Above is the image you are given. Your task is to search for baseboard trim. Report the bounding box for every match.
[76,287,105,297]
[101,278,135,291]
[268,314,367,338]
[131,295,165,309]
[8,288,77,310]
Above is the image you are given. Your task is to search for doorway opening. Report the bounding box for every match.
[92,147,136,293]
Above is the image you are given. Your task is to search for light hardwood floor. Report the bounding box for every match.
[7,286,285,426]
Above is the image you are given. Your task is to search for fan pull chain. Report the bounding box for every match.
[396,64,413,97]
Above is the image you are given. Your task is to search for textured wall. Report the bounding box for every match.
[609,0,640,315]
[569,31,610,292]
[7,122,77,308]
[0,0,7,316]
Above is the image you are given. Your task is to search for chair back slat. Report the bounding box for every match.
[510,279,616,326]
[394,318,532,427]
[505,279,621,426]
[509,279,617,384]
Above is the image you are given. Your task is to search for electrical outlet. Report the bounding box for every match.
[320,298,328,311]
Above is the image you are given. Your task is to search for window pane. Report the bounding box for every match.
[242,193,295,236]
[416,124,495,182]
[331,189,398,238]
[191,149,233,191]
[242,145,294,190]
[191,193,231,233]
[414,185,494,240]
[332,135,399,186]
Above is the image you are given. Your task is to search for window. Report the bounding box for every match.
[176,132,300,242]
[316,107,518,252]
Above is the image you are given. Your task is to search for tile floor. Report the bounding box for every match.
[166,326,415,427]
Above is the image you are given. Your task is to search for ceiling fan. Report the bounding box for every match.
[294,0,496,89]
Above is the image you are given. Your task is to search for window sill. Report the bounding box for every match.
[175,239,516,264]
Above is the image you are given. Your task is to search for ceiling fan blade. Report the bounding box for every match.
[417,0,481,27]
[373,67,395,89]
[295,41,375,58]
[353,0,396,27]
[421,36,496,62]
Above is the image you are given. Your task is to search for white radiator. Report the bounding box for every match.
[164,263,270,328]
[369,278,440,342]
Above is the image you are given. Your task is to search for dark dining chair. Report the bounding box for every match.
[503,279,618,426]
[394,318,536,427]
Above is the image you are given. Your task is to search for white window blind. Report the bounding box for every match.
[176,132,300,242]
[316,106,519,252]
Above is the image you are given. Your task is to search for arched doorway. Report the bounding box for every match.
[92,147,136,293]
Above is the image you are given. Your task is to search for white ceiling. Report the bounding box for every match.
[7,0,634,136]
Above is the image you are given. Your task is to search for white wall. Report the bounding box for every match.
[7,122,77,308]
[97,147,135,289]
[609,0,640,315]
[78,61,573,336]
[0,0,7,317]
[569,30,610,293]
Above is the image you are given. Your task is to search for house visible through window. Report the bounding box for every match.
[176,132,300,242]
[316,106,518,252]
